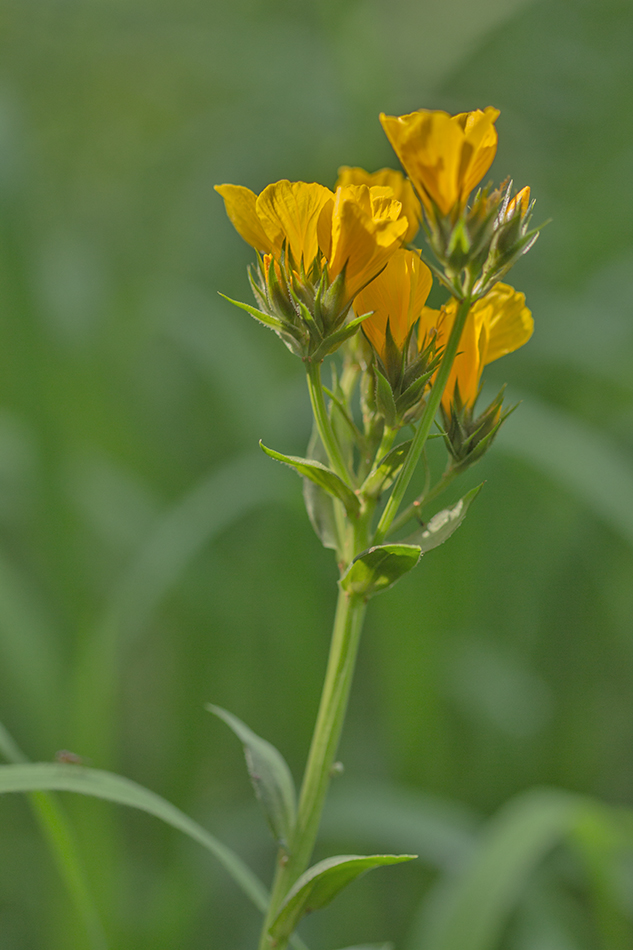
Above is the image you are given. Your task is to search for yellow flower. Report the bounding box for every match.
[215,180,333,267]
[354,248,432,358]
[423,283,533,410]
[379,107,500,216]
[336,166,422,242]
[317,184,408,302]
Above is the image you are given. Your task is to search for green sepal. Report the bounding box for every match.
[340,544,421,598]
[217,293,285,332]
[361,440,412,497]
[374,368,398,428]
[302,426,339,552]
[312,310,373,361]
[260,442,360,518]
[207,705,296,850]
[403,484,482,553]
[269,854,416,942]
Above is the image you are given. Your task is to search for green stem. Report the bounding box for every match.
[0,722,107,950]
[386,468,459,538]
[257,587,367,950]
[306,360,352,485]
[373,296,472,544]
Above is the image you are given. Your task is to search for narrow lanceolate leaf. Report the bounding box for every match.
[207,705,296,849]
[270,854,416,942]
[403,485,482,553]
[0,763,269,914]
[362,440,412,497]
[260,442,360,517]
[340,544,421,598]
[218,293,286,331]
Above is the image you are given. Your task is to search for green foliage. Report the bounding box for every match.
[207,705,296,849]
[340,544,422,597]
[260,442,361,516]
[403,486,482,553]
[270,855,416,942]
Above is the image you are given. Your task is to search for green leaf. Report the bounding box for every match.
[403,485,482,553]
[302,426,339,552]
[362,440,412,496]
[218,293,286,332]
[207,705,296,849]
[270,854,416,942]
[0,762,269,914]
[340,544,421,598]
[260,441,360,517]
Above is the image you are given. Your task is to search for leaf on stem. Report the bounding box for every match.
[302,426,339,551]
[218,293,286,331]
[207,705,296,849]
[402,484,482,553]
[362,440,412,497]
[269,854,416,942]
[340,544,421,598]
[260,442,360,517]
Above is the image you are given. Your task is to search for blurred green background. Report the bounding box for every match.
[1,0,633,948]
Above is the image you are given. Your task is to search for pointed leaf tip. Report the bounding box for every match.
[259,442,360,517]
[403,484,482,553]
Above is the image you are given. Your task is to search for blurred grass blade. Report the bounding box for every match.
[406,788,617,950]
[0,762,269,914]
[207,704,296,848]
[0,723,107,950]
[499,396,633,549]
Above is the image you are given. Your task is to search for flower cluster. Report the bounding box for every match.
[217,106,540,492]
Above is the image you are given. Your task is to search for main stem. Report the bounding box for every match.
[373,295,472,544]
[257,587,367,950]
[305,359,351,485]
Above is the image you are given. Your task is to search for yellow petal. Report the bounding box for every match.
[215,184,275,253]
[380,107,500,216]
[327,185,408,301]
[458,107,500,200]
[380,110,464,215]
[256,180,333,267]
[355,248,432,355]
[476,283,534,364]
[506,185,530,218]
[336,166,422,242]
